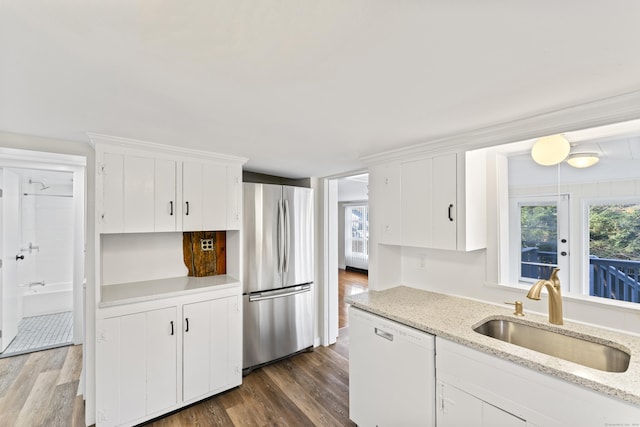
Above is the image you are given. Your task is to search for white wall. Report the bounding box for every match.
[18,176,74,288]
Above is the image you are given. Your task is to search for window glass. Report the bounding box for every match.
[588,202,640,303]
[520,204,558,281]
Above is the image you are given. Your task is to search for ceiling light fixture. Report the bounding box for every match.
[531,134,571,166]
[566,152,600,168]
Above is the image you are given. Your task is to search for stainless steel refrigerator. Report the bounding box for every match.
[242,183,314,371]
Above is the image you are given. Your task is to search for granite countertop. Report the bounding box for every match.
[100,274,240,307]
[346,286,640,406]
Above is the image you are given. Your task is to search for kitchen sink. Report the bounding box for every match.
[473,318,630,372]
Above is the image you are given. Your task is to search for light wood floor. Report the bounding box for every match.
[0,344,85,427]
[0,333,353,426]
[339,269,368,329]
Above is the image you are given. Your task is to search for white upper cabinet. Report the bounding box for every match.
[94,136,247,233]
[401,157,434,248]
[370,151,486,251]
[370,161,402,245]
[154,159,178,232]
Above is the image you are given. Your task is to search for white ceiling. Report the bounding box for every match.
[2,1,640,178]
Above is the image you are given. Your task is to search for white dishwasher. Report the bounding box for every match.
[349,307,435,427]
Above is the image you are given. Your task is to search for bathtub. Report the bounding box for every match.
[22,281,74,317]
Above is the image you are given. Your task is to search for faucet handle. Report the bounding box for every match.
[504,301,524,316]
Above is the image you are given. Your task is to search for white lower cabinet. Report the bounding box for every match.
[96,289,241,427]
[183,297,241,402]
[436,337,640,427]
[437,381,524,427]
[349,307,435,427]
[97,307,177,426]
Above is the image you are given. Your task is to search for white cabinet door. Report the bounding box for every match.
[182,162,228,231]
[401,157,433,248]
[123,155,155,233]
[154,158,177,232]
[146,307,178,415]
[183,296,241,402]
[202,164,227,231]
[226,166,242,230]
[431,153,457,250]
[484,403,526,427]
[182,299,211,401]
[97,307,177,426]
[101,152,124,233]
[371,162,402,245]
[437,381,482,427]
[438,381,525,427]
[182,162,204,231]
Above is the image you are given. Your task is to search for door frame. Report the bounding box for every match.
[320,169,368,346]
[0,147,86,345]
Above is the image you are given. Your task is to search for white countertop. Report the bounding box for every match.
[100,274,240,307]
[346,286,640,407]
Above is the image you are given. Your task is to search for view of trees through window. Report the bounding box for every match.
[588,203,640,303]
[589,204,640,260]
[520,205,558,280]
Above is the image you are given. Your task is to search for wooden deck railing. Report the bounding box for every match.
[590,257,640,303]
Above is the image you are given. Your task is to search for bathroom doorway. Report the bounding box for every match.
[0,149,85,357]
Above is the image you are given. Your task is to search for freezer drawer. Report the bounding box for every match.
[243,284,314,369]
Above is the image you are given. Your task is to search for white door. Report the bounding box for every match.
[1,169,21,352]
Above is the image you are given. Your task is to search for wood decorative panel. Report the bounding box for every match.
[183,231,226,277]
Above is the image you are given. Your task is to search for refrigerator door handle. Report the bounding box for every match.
[278,199,285,274]
[249,284,311,302]
[284,199,290,273]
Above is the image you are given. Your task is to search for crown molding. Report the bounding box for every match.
[361,89,640,165]
[87,132,248,165]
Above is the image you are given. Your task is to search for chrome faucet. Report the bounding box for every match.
[526,267,563,325]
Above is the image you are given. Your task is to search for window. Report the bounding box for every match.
[345,205,369,270]
[586,201,640,303]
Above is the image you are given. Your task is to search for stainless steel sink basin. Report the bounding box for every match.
[473,319,630,372]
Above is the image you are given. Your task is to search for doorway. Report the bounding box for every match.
[0,149,85,357]
[336,174,369,329]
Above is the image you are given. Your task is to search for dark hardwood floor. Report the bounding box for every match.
[339,269,368,329]
[0,332,353,426]
[148,330,353,427]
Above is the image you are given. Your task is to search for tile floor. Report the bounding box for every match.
[0,311,73,358]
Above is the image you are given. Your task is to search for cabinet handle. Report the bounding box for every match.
[185,318,189,332]
[448,204,454,222]
[170,201,173,216]
[375,327,394,341]
[185,201,190,216]
[170,321,174,336]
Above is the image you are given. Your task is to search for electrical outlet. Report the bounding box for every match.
[200,238,214,251]
[419,255,426,270]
